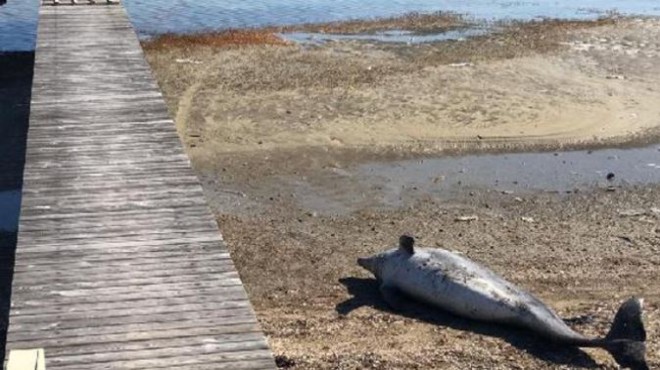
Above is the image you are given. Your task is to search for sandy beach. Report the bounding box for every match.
[145,16,660,156]
[142,15,660,369]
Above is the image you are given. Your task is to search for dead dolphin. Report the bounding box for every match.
[358,235,648,370]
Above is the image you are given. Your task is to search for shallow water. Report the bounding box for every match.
[0,0,38,51]
[281,28,489,45]
[281,145,660,215]
[358,145,660,206]
[123,0,660,37]
[3,0,660,50]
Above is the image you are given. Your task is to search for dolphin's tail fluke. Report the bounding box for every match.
[602,297,648,370]
[606,297,646,342]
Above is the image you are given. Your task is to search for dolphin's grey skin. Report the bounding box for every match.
[358,235,648,370]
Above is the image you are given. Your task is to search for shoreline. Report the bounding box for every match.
[143,16,660,162]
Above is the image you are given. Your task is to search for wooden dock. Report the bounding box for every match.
[5,4,275,369]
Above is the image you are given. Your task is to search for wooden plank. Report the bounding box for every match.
[12,255,234,274]
[5,4,274,369]
[55,357,276,370]
[10,321,262,345]
[11,251,234,270]
[12,289,251,315]
[9,307,259,334]
[47,347,274,369]
[11,265,242,288]
[13,326,265,352]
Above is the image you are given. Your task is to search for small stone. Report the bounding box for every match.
[606,172,615,181]
[618,209,646,217]
[616,235,634,244]
[455,215,479,222]
[606,74,626,80]
[275,354,296,368]
[521,216,535,223]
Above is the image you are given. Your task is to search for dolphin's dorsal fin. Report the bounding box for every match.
[399,235,415,255]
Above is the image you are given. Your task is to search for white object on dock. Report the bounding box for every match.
[6,349,46,370]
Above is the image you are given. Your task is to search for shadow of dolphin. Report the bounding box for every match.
[336,277,600,369]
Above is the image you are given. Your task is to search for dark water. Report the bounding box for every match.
[0,51,33,230]
[3,0,660,50]
[0,51,32,364]
[0,52,32,231]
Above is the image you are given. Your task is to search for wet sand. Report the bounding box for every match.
[141,16,660,369]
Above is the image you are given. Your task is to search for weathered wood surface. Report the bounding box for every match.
[5,5,275,369]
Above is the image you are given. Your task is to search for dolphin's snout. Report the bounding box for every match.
[358,256,378,276]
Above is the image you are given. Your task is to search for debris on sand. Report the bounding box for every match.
[617,209,647,217]
[175,58,202,64]
[275,354,297,368]
[616,235,634,244]
[455,215,479,222]
[449,62,474,68]
[142,30,291,50]
[606,74,626,80]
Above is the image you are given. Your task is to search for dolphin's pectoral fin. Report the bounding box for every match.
[380,284,407,311]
